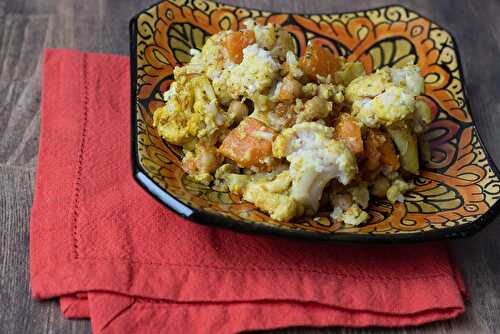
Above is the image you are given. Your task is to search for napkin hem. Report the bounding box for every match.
[60,294,90,319]
[33,257,464,315]
[30,48,87,285]
[61,292,463,332]
[70,51,90,260]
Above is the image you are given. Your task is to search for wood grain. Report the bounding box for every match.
[0,0,499,333]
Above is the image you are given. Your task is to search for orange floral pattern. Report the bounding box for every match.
[133,0,500,236]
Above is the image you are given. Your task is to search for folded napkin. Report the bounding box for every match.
[30,49,467,334]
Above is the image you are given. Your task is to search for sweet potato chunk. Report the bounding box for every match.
[298,41,341,80]
[379,132,400,171]
[365,129,382,172]
[364,129,400,172]
[334,113,363,155]
[219,117,277,169]
[222,30,256,64]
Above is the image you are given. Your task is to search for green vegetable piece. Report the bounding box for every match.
[387,126,419,175]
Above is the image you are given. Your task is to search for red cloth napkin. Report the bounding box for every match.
[30,49,467,334]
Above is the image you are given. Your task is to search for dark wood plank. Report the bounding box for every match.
[0,15,47,166]
[0,165,92,334]
[0,0,500,333]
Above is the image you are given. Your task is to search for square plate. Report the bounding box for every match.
[130,0,500,242]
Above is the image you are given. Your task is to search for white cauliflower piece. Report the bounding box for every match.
[185,31,231,77]
[345,69,391,102]
[390,66,425,96]
[242,171,304,222]
[345,65,425,128]
[343,204,369,226]
[329,185,369,226]
[216,167,302,222]
[296,96,333,123]
[286,51,303,79]
[386,178,415,203]
[353,87,415,127]
[227,44,280,98]
[154,74,227,145]
[330,204,369,226]
[273,122,358,214]
[245,21,295,61]
[318,83,344,103]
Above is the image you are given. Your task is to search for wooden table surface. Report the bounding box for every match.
[1,0,500,333]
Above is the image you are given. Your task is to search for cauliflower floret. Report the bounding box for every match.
[345,69,391,103]
[286,51,303,79]
[251,100,298,132]
[318,83,344,103]
[296,96,333,123]
[185,31,232,78]
[154,74,227,145]
[242,171,304,221]
[273,122,357,214]
[353,86,415,127]
[330,204,369,226]
[390,66,424,96]
[386,178,414,203]
[273,122,330,157]
[301,82,344,103]
[342,204,369,226]
[329,184,369,226]
[259,170,293,192]
[226,44,280,98]
[245,21,295,61]
[210,70,234,104]
[345,65,425,128]
[154,83,191,145]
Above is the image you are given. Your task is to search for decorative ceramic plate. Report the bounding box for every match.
[130,0,500,242]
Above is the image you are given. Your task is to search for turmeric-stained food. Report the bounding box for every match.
[153,21,432,225]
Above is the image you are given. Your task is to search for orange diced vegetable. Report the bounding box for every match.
[365,129,382,171]
[298,41,341,80]
[364,129,400,172]
[379,132,400,171]
[222,30,256,64]
[334,113,363,155]
[219,117,277,169]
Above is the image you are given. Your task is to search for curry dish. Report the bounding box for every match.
[153,21,432,225]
